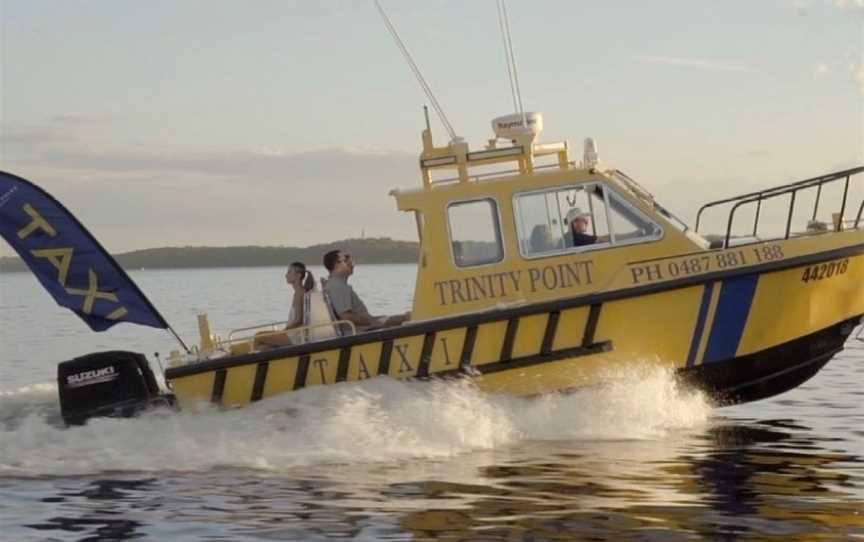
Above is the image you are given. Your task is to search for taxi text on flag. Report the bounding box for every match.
[0,170,169,331]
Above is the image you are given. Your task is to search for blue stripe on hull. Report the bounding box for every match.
[686,282,715,368]
[703,274,759,363]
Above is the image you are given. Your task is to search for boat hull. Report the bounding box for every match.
[678,315,859,405]
[165,244,864,408]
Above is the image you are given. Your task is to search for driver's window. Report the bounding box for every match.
[606,190,662,241]
[515,182,661,258]
[557,184,610,240]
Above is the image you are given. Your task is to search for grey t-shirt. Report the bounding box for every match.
[324,275,371,320]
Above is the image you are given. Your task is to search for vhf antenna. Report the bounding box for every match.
[496,0,527,128]
[373,0,459,142]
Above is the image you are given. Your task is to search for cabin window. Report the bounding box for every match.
[447,198,504,267]
[514,183,661,257]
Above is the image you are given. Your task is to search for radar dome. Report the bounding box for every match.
[492,112,543,140]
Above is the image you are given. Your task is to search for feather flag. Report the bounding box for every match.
[0,170,169,331]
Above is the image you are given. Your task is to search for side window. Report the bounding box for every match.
[448,199,504,267]
[514,191,566,255]
[515,183,661,257]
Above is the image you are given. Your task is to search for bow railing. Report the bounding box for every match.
[695,166,864,248]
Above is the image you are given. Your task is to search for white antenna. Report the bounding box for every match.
[496,0,518,114]
[496,0,527,127]
[373,0,458,142]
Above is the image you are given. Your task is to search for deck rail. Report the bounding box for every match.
[694,166,864,248]
[227,319,356,344]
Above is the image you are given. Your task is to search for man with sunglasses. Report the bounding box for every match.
[322,249,410,334]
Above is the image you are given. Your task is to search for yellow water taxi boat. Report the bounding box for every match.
[0,5,857,425]
[162,112,864,410]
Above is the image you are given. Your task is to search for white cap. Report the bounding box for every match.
[566,207,590,223]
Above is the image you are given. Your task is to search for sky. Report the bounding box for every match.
[1,0,862,256]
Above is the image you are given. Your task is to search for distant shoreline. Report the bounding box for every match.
[0,237,419,272]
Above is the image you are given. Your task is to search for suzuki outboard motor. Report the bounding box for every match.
[58,351,176,426]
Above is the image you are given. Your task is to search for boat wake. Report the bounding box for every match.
[0,364,712,476]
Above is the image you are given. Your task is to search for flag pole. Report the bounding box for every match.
[167,326,191,354]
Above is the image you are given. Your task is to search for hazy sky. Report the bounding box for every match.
[1,0,862,255]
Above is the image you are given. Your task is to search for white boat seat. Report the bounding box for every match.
[304,290,342,342]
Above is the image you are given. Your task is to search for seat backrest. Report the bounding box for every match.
[304,291,341,342]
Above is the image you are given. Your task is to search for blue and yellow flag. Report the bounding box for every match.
[0,170,168,331]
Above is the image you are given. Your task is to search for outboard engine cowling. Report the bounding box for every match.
[58,351,176,426]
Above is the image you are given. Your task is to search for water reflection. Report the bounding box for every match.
[27,517,143,541]
[386,423,861,540]
[348,418,862,541]
[24,479,156,541]
[14,417,864,541]
[687,422,864,539]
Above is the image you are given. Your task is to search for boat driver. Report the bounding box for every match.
[322,249,410,333]
[565,208,598,247]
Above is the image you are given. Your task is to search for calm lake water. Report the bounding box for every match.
[1,264,863,541]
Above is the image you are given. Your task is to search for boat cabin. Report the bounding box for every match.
[394,112,704,321]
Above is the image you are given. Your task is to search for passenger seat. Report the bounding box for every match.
[304,290,342,341]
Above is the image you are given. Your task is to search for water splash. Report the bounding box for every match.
[0,382,63,429]
[0,364,711,476]
[501,363,713,441]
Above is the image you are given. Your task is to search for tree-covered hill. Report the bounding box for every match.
[0,237,418,272]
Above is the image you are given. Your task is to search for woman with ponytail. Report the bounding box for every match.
[255,262,315,349]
